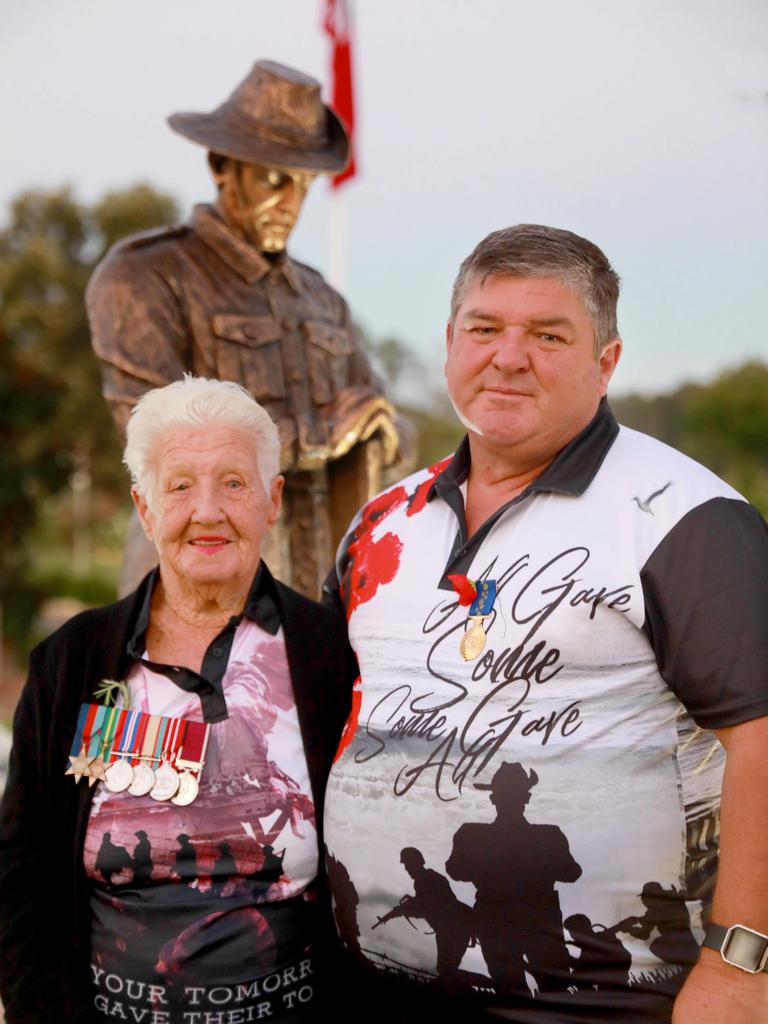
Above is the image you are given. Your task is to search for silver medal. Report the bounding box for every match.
[171,770,199,806]
[128,762,156,797]
[150,761,180,801]
[103,757,134,793]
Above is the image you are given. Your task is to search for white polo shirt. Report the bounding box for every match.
[324,401,768,1021]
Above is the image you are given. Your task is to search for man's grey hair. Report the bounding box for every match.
[123,375,280,504]
[450,224,621,354]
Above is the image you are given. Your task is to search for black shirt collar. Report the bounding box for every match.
[125,561,281,723]
[429,398,619,504]
[427,400,620,589]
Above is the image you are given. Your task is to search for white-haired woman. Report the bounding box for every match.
[0,377,356,1024]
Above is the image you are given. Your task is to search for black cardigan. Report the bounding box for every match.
[0,569,356,1024]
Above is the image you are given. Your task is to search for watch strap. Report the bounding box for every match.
[703,922,768,974]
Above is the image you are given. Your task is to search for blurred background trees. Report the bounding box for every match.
[1,183,767,673]
[0,185,178,654]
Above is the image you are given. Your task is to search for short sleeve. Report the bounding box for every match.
[640,497,768,728]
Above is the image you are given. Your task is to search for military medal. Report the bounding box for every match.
[104,709,140,792]
[88,706,121,787]
[171,721,211,806]
[65,744,96,784]
[172,769,199,806]
[104,756,134,792]
[149,715,183,801]
[451,577,498,662]
[127,762,156,796]
[150,760,180,801]
[128,713,158,795]
[65,703,106,784]
[460,616,489,660]
[68,696,210,805]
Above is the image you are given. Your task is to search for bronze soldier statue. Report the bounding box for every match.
[87,60,406,596]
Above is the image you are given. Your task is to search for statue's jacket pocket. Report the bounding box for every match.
[304,321,354,405]
[210,314,286,401]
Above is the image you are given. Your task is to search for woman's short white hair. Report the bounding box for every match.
[123,376,280,502]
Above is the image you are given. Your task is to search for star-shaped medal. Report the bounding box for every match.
[65,746,95,784]
[87,757,109,787]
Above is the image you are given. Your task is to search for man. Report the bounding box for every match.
[87,60,403,597]
[323,225,768,1021]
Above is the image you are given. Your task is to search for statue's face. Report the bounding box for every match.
[213,157,316,253]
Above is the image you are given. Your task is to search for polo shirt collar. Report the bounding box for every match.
[125,561,281,723]
[192,204,302,292]
[429,398,619,504]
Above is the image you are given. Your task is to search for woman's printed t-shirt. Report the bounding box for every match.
[84,619,319,1023]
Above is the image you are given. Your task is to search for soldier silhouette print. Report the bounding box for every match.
[325,847,362,957]
[446,762,582,997]
[564,912,633,991]
[374,847,475,991]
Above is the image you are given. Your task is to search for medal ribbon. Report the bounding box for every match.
[469,579,497,617]
[180,721,208,767]
[88,705,109,757]
[69,704,90,758]
[100,705,123,760]
[162,715,183,764]
[153,715,170,762]
[140,714,159,763]
[132,712,152,765]
[114,708,141,760]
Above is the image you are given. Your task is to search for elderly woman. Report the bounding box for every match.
[0,377,355,1023]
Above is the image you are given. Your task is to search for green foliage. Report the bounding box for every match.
[612,361,768,515]
[0,184,178,652]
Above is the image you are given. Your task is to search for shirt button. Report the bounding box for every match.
[212,647,223,657]
[291,370,302,382]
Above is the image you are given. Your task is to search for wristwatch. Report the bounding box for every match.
[703,922,768,974]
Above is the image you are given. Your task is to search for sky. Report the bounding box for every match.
[2,0,767,397]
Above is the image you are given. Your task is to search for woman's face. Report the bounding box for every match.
[133,423,282,593]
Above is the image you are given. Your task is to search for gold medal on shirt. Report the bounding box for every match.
[457,579,498,662]
[460,615,490,661]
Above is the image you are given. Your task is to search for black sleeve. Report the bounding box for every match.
[641,497,768,729]
[0,649,82,1022]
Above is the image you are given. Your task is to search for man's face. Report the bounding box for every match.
[214,158,316,253]
[445,274,621,459]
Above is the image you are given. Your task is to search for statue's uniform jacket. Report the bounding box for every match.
[86,203,379,469]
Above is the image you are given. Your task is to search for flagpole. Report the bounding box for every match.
[323,0,356,294]
[328,185,347,293]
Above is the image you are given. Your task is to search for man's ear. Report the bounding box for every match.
[131,487,154,542]
[598,337,622,396]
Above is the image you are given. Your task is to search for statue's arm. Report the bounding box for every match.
[86,248,191,433]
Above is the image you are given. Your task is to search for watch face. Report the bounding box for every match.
[723,926,768,973]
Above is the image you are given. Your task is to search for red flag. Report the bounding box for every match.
[323,0,356,188]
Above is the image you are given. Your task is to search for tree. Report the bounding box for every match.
[0,184,179,650]
[612,362,768,515]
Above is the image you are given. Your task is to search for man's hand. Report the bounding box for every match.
[672,947,768,1022]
